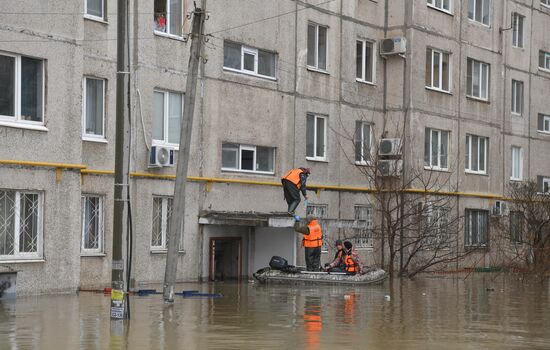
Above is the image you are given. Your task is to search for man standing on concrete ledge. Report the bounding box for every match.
[294,215,323,271]
[281,167,311,215]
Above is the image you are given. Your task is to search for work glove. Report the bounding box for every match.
[294,215,301,222]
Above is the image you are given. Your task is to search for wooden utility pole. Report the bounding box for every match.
[111,0,130,319]
[163,5,205,302]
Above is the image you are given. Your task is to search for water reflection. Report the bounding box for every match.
[0,276,549,349]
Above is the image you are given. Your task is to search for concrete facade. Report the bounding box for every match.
[1,0,549,294]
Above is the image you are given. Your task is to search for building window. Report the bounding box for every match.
[154,0,182,36]
[81,195,103,254]
[307,203,328,251]
[426,48,450,92]
[421,202,450,250]
[153,90,182,146]
[539,50,550,71]
[307,22,328,71]
[356,40,375,83]
[537,176,550,194]
[0,190,42,259]
[511,80,523,115]
[353,205,373,249]
[542,0,550,8]
[355,121,371,164]
[509,211,523,243]
[0,53,44,124]
[465,209,488,248]
[467,58,489,100]
[511,13,524,48]
[465,134,488,174]
[223,41,277,79]
[511,146,522,181]
[82,77,105,139]
[85,0,104,20]
[424,128,449,170]
[538,114,550,133]
[306,114,327,161]
[468,0,490,26]
[151,196,183,251]
[221,143,275,174]
[427,0,451,12]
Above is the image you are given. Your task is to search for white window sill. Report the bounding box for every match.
[465,170,488,176]
[538,67,550,73]
[427,5,453,16]
[355,247,374,251]
[84,14,108,24]
[223,67,277,81]
[356,79,376,86]
[468,19,491,29]
[152,141,179,151]
[306,157,328,163]
[221,168,275,176]
[466,95,490,103]
[424,166,450,172]
[537,130,550,135]
[355,161,372,166]
[542,3,550,10]
[511,45,525,50]
[81,253,106,257]
[0,120,48,132]
[306,67,330,75]
[511,112,522,117]
[150,249,185,254]
[0,259,45,264]
[83,136,108,143]
[153,31,187,42]
[425,86,452,95]
[510,177,523,182]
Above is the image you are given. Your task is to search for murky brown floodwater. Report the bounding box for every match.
[0,275,549,349]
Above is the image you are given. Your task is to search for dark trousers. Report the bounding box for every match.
[282,179,301,213]
[305,247,321,271]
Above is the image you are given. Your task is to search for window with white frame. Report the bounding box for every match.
[511,80,523,115]
[468,0,490,25]
[427,0,451,13]
[353,205,373,249]
[0,190,42,259]
[539,50,550,71]
[356,39,375,83]
[538,176,550,194]
[85,0,105,20]
[511,146,522,181]
[509,211,522,243]
[223,41,277,79]
[154,0,182,36]
[81,195,103,254]
[221,143,275,173]
[465,134,488,174]
[307,22,328,71]
[464,209,488,248]
[426,48,451,92]
[153,90,182,146]
[424,128,449,170]
[467,58,490,100]
[306,114,327,160]
[306,203,328,251]
[542,0,550,7]
[511,13,524,48]
[355,121,371,164]
[0,53,44,124]
[538,114,550,133]
[151,196,183,251]
[421,202,450,250]
[83,77,105,139]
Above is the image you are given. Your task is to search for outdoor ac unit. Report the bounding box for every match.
[148,145,175,168]
[380,37,407,56]
[379,138,402,156]
[492,201,507,216]
[378,159,403,177]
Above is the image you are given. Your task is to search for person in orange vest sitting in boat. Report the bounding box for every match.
[341,241,365,275]
[323,239,346,272]
[294,215,323,271]
[281,167,311,216]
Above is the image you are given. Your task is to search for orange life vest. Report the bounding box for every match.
[345,254,358,273]
[303,220,323,248]
[282,168,304,189]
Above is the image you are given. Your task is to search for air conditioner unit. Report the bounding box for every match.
[378,159,403,177]
[148,145,175,168]
[379,138,402,156]
[380,37,407,56]
[492,201,507,216]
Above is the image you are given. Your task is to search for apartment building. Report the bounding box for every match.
[1,0,549,294]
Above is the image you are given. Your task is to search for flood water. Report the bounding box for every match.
[0,274,549,349]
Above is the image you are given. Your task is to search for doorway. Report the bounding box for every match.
[209,237,242,281]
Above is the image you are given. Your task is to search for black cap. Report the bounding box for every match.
[344,241,353,250]
[335,239,343,246]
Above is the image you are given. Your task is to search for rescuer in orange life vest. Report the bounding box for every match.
[325,241,365,274]
[281,167,311,215]
[294,215,323,271]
